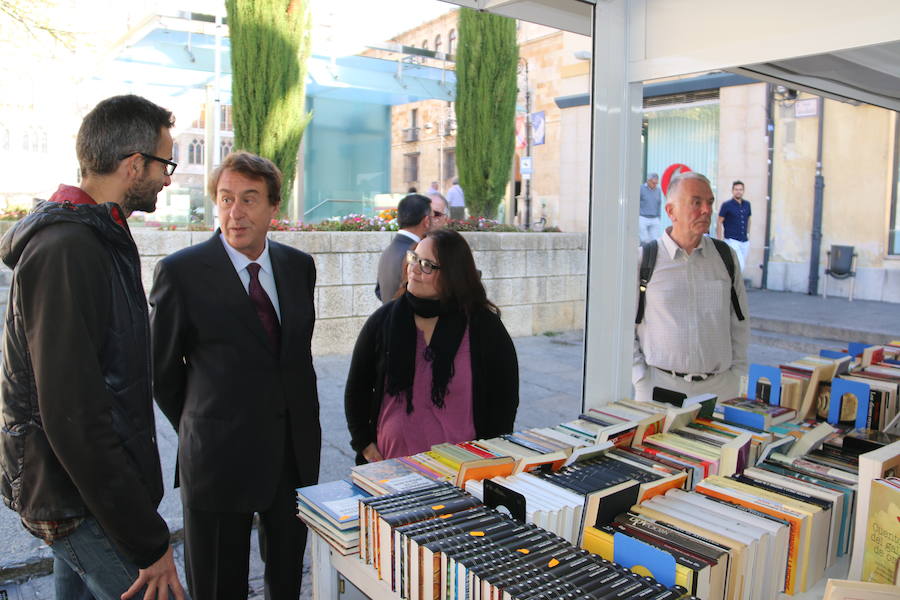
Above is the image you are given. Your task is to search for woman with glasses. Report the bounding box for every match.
[344,229,519,464]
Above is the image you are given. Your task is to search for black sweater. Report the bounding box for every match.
[344,302,519,464]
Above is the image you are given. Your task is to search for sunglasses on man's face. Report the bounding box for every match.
[432,211,446,218]
[406,250,440,274]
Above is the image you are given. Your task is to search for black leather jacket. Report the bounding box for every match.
[0,198,168,567]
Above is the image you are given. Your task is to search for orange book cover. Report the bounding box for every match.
[453,456,517,487]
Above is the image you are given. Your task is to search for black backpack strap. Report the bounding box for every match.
[711,238,746,321]
[635,240,658,324]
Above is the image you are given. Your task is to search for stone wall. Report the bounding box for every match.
[132,230,587,355]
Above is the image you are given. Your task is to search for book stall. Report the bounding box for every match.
[297,342,900,600]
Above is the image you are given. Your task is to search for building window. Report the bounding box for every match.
[448,29,456,55]
[220,104,233,131]
[404,153,419,183]
[191,105,206,130]
[188,138,204,164]
[890,118,900,255]
[172,143,179,163]
[422,39,428,51]
[21,127,46,153]
[1,125,9,151]
[444,148,456,179]
[220,139,233,161]
[434,34,442,55]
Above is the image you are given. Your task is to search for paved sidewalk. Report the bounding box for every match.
[4,286,900,596]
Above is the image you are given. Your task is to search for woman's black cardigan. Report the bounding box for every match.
[344,301,519,464]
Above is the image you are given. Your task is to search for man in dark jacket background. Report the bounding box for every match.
[375,193,432,303]
[0,95,185,599]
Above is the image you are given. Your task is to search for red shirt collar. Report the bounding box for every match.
[48,184,126,227]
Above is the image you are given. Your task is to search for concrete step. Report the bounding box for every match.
[749,315,898,346]
[750,329,849,355]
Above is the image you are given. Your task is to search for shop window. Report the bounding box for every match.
[404,153,419,183]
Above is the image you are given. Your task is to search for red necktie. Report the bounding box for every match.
[247,262,281,352]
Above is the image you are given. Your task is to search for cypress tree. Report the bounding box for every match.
[226,0,312,209]
[455,8,518,218]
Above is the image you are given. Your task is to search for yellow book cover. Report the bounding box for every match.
[862,478,900,584]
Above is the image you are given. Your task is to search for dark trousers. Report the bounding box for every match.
[182,457,307,600]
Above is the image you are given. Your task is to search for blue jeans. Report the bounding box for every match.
[51,517,173,600]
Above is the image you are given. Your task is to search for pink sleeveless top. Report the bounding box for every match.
[377,327,475,459]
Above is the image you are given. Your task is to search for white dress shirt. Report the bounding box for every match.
[397,229,421,244]
[633,231,749,381]
[219,233,282,322]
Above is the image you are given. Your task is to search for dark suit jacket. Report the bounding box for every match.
[149,232,320,513]
[375,233,416,303]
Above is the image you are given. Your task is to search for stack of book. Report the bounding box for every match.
[357,482,694,600]
[295,479,372,555]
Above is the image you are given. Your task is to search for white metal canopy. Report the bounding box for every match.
[441,0,900,407]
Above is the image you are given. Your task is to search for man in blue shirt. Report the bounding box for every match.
[717,180,752,271]
[639,173,661,243]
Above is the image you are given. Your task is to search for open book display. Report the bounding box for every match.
[297,341,900,598]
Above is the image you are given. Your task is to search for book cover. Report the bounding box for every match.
[849,440,900,579]
[862,478,900,584]
[295,479,371,530]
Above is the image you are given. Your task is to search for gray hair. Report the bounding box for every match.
[667,171,711,199]
[452,177,459,185]
[76,95,174,177]
[647,172,659,181]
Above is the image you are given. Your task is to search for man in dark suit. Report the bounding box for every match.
[150,151,320,600]
[375,193,432,302]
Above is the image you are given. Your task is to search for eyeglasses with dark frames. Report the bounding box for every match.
[432,210,446,218]
[406,250,441,274]
[119,152,178,176]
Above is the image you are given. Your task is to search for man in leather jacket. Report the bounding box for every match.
[0,95,185,599]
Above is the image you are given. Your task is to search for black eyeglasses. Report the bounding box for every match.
[119,152,177,176]
[432,210,446,218]
[406,250,441,274]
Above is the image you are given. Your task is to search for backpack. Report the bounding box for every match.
[635,238,746,324]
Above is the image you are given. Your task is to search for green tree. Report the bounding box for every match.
[455,8,518,218]
[226,0,312,209]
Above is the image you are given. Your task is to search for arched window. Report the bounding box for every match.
[172,142,180,163]
[188,138,204,164]
[220,139,233,161]
[38,128,48,153]
[422,39,428,51]
[434,34,442,54]
[448,29,456,55]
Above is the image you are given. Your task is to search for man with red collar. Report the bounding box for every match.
[0,95,185,599]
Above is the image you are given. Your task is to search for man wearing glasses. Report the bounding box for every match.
[375,193,432,303]
[0,95,185,598]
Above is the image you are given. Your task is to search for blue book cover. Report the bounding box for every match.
[296,479,371,530]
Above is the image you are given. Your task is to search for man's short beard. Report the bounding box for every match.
[122,172,159,215]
